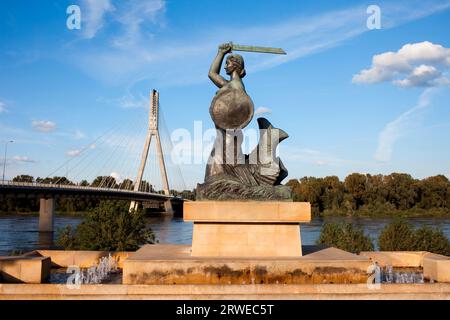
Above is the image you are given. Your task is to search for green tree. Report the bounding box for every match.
[316,221,374,253]
[378,218,416,251]
[296,177,324,216]
[90,176,117,188]
[56,200,155,251]
[119,178,134,190]
[79,180,89,187]
[384,173,418,210]
[139,180,152,192]
[344,173,367,210]
[12,175,34,183]
[417,175,448,209]
[171,189,196,200]
[363,174,388,207]
[36,176,73,185]
[286,179,301,200]
[378,219,450,256]
[411,226,450,256]
[321,176,344,211]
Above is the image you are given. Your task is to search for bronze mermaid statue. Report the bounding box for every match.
[197,43,291,201]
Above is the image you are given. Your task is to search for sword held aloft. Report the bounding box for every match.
[228,42,287,55]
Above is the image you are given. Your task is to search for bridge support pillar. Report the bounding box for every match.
[164,200,174,215]
[39,198,55,233]
[129,200,139,212]
[130,90,177,215]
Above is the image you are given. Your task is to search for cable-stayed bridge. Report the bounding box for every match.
[0,90,187,233]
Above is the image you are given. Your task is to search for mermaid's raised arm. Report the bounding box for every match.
[208,43,231,88]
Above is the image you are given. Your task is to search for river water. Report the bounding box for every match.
[1,215,450,256]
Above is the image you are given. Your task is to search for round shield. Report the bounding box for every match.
[209,88,254,130]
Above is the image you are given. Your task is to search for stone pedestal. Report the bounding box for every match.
[184,201,311,257]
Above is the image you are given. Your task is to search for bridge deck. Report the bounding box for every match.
[0,181,181,202]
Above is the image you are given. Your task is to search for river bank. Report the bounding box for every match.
[318,208,450,218]
[0,211,90,217]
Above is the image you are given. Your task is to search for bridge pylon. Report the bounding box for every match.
[129,90,173,214]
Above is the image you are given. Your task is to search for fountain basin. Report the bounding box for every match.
[123,244,371,285]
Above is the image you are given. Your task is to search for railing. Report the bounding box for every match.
[0,180,179,199]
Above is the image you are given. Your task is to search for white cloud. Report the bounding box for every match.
[394,64,442,87]
[80,0,165,44]
[353,41,450,87]
[255,107,272,116]
[314,160,327,166]
[0,101,6,113]
[74,130,86,140]
[119,92,148,109]
[80,0,115,39]
[32,120,57,132]
[0,123,53,147]
[282,147,346,167]
[65,143,95,159]
[110,171,122,181]
[111,0,165,48]
[72,5,367,85]
[68,2,450,87]
[66,149,81,157]
[13,156,36,163]
[279,145,382,180]
[375,88,436,162]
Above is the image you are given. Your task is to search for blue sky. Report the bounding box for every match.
[1,0,449,190]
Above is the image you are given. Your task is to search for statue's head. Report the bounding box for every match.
[225,54,246,78]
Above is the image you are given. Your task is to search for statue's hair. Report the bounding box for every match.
[227,54,246,78]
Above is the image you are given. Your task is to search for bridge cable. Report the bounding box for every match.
[46,118,133,184]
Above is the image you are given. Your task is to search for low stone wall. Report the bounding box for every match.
[360,251,450,283]
[1,283,450,300]
[123,245,372,285]
[124,260,370,285]
[0,255,51,284]
[359,251,427,267]
[35,250,132,268]
[2,248,449,286]
[0,250,131,284]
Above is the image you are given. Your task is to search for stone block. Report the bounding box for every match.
[184,201,311,257]
[0,256,51,283]
[191,222,302,257]
[423,253,450,283]
[359,251,427,267]
[184,201,311,222]
[35,250,131,268]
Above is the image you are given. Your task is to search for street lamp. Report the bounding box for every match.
[2,140,14,183]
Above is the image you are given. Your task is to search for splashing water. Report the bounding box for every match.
[382,265,424,284]
[78,254,119,284]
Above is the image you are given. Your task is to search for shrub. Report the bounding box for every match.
[316,221,374,253]
[56,224,77,249]
[378,219,450,256]
[57,201,155,251]
[378,218,415,251]
[411,226,450,256]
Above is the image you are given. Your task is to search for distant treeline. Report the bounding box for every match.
[3,173,449,217]
[286,173,450,217]
[0,175,195,215]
